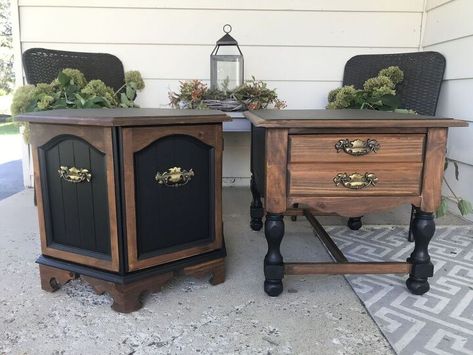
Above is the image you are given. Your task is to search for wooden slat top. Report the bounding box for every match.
[16,108,231,126]
[245,109,468,128]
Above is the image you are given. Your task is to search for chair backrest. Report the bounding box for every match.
[22,48,125,91]
[342,51,446,116]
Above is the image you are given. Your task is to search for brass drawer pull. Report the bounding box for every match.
[335,138,380,156]
[155,167,194,187]
[333,172,378,190]
[58,166,92,183]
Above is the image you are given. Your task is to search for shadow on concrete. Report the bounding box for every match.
[0,159,24,201]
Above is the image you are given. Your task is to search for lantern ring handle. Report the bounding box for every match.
[223,24,232,34]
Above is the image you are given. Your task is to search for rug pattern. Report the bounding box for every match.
[326,225,473,355]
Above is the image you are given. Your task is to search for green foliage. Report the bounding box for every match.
[11,68,145,141]
[327,66,406,111]
[125,70,145,90]
[169,76,286,110]
[11,68,144,114]
[437,158,473,217]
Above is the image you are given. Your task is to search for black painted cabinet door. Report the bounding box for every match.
[38,135,112,260]
[123,125,223,271]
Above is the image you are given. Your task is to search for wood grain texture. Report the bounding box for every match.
[123,124,223,271]
[286,196,421,217]
[289,134,425,163]
[421,128,448,212]
[245,110,468,128]
[264,129,288,213]
[17,108,230,127]
[288,162,422,196]
[284,262,412,275]
[30,123,120,272]
[38,264,78,292]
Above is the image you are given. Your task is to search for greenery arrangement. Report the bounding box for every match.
[437,159,473,217]
[327,66,412,113]
[11,68,145,141]
[327,66,472,218]
[169,76,286,111]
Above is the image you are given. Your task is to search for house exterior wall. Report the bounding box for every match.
[423,0,473,221]
[14,0,424,185]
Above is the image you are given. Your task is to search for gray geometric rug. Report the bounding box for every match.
[327,225,473,355]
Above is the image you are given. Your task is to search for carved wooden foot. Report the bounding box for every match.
[82,272,174,313]
[39,264,77,292]
[182,258,225,285]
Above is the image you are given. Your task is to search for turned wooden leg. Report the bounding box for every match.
[182,258,225,286]
[406,210,435,295]
[264,213,285,297]
[250,175,264,231]
[290,203,299,221]
[347,216,363,230]
[39,264,77,292]
[408,206,419,242]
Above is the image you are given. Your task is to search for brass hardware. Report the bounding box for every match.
[155,167,194,187]
[335,138,380,156]
[333,172,378,190]
[58,166,92,183]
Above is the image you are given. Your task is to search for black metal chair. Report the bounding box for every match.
[22,48,125,91]
[342,51,446,240]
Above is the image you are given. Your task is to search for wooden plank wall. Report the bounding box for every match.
[423,0,473,221]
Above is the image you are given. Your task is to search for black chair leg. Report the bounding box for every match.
[291,203,299,221]
[347,217,362,230]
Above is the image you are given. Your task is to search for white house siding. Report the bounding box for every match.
[423,0,473,221]
[15,0,424,185]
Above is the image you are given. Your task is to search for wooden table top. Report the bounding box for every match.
[16,108,231,127]
[245,109,468,128]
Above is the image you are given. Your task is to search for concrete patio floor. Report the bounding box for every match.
[0,187,470,354]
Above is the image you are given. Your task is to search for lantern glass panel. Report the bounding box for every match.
[210,55,243,91]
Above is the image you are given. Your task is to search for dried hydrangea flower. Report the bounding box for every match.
[378,66,404,85]
[363,75,395,92]
[125,70,145,90]
[37,95,55,110]
[10,85,36,115]
[328,88,341,103]
[330,85,358,109]
[61,68,87,88]
[81,80,117,106]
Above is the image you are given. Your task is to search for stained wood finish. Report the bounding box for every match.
[30,123,120,272]
[288,162,422,196]
[123,124,223,271]
[284,262,412,275]
[264,129,288,214]
[287,196,421,217]
[248,109,467,296]
[289,134,424,163]
[39,264,78,292]
[421,128,448,212]
[17,108,230,127]
[245,110,468,128]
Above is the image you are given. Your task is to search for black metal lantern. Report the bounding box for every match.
[210,24,244,91]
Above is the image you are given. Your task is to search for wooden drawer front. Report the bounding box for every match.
[288,162,422,196]
[289,134,425,163]
[123,125,223,271]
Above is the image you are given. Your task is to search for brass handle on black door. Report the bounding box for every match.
[58,166,92,183]
[155,167,194,187]
[335,138,380,156]
[333,172,378,190]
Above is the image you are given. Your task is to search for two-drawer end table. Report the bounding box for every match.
[17,108,230,312]
[245,109,468,297]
